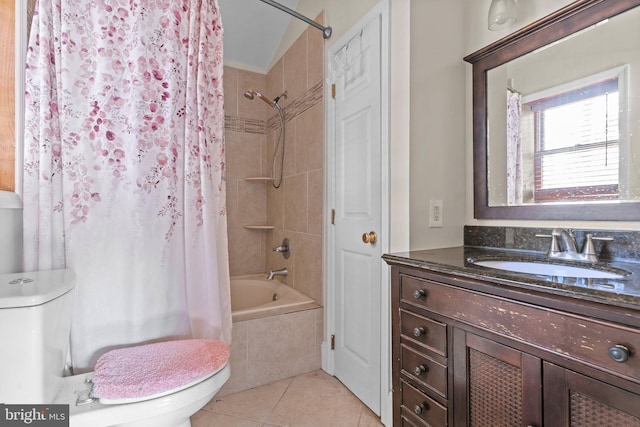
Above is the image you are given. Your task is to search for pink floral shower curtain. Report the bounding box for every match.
[23,0,231,371]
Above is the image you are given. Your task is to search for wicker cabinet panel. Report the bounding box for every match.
[468,348,523,426]
[544,362,640,426]
[401,344,447,398]
[570,391,640,426]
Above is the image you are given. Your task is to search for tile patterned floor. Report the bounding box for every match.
[191,370,384,427]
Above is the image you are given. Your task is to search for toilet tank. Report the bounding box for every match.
[0,191,23,274]
[0,269,76,403]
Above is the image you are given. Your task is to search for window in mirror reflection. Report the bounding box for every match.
[499,65,630,206]
[527,78,619,202]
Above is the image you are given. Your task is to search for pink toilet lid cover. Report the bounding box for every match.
[92,339,229,404]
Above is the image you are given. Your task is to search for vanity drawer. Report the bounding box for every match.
[401,344,447,397]
[400,309,447,357]
[403,275,640,383]
[401,380,448,427]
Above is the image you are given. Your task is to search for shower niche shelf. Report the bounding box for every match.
[244,177,273,182]
[243,225,275,230]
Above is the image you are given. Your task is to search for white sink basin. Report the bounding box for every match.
[473,260,626,279]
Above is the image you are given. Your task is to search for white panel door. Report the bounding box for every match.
[333,14,382,414]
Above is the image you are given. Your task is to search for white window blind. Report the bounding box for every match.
[525,78,620,200]
[540,91,619,190]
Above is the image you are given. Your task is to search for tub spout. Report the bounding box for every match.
[267,268,288,280]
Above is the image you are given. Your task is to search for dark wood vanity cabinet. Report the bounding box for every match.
[390,265,640,426]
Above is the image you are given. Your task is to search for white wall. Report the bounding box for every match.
[408,0,466,250]
[464,0,640,231]
[389,0,411,252]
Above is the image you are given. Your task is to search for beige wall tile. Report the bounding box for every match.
[307,169,324,236]
[237,180,267,226]
[315,306,325,345]
[267,179,284,230]
[223,66,238,117]
[227,217,265,276]
[267,57,284,105]
[217,321,249,396]
[293,232,322,303]
[265,124,291,183]
[283,173,308,233]
[307,26,324,88]
[226,131,264,180]
[227,28,324,299]
[237,69,269,120]
[247,310,320,387]
[226,179,238,216]
[283,32,308,108]
[295,103,323,173]
[282,118,296,178]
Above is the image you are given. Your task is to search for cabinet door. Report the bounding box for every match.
[453,329,542,427]
[544,362,640,427]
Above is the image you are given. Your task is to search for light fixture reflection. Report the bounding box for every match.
[488,0,517,31]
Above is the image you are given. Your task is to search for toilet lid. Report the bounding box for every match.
[92,339,230,404]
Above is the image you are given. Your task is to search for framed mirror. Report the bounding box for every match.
[464,0,640,220]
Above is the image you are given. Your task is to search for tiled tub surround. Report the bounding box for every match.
[224,14,325,306]
[219,305,323,396]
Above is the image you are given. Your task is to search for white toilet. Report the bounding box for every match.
[0,191,230,427]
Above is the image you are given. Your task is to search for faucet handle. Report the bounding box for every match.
[272,238,290,259]
[582,233,613,255]
[535,233,561,255]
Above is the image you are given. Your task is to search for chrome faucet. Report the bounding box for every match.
[536,228,613,263]
[554,228,578,255]
[267,267,288,280]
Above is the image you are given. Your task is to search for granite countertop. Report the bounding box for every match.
[382,246,640,311]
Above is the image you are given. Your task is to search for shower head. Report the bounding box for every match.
[244,90,275,107]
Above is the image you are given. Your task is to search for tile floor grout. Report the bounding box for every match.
[191,370,384,427]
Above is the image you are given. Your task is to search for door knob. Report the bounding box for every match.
[362,231,377,244]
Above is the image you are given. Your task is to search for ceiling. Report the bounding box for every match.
[218,0,300,73]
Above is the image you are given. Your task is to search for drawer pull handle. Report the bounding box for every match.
[413,327,426,337]
[414,403,426,415]
[608,345,630,363]
[414,365,427,376]
[413,289,426,299]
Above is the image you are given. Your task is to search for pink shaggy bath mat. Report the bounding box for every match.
[92,339,229,404]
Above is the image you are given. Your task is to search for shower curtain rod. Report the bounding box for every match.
[258,0,332,39]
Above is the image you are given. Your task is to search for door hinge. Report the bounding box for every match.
[331,209,335,225]
[331,334,335,350]
[331,84,336,99]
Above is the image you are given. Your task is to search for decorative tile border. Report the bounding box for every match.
[225,80,324,135]
[224,116,266,135]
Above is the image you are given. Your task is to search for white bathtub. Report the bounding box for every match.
[230,275,317,322]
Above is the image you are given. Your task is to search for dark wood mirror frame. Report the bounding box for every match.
[464,0,640,221]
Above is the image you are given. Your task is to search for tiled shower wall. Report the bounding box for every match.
[225,15,325,304]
